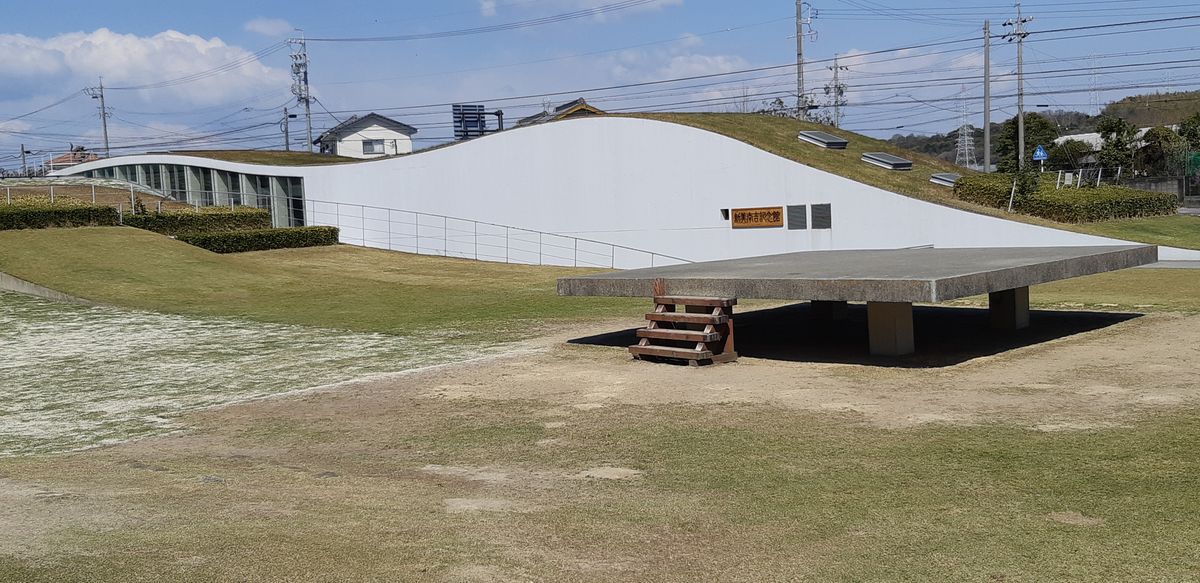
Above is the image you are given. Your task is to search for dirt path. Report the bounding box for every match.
[328,312,1200,431]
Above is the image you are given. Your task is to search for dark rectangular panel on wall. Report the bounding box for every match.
[786,205,807,230]
[812,204,832,229]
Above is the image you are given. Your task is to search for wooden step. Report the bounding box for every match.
[654,296,737,307]
[646,312,728,325]
[637,328,722,342]
[629,345,714,361]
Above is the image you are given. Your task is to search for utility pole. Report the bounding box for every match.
[288,33,314,153]
[825,54,848,128]
[983,20,992,173]
[83,77,112,158]
[20,144,28,177]
[1003,2,1032,170]
[281,106,295,151]
[795,2,817,118]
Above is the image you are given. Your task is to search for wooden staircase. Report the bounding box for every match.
[629,296,737,366]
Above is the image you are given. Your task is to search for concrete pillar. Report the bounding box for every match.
[989,287,1030,331]
[811,300,849,321]
[867,301,915,356]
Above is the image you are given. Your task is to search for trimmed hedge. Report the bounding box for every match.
[124,207,272,235]
[176,226,339,253]
[954,174,1178,222]
[1021,186,1179,222]
[0,199,120,230]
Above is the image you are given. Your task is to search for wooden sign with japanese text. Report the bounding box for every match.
[731,207,784,229]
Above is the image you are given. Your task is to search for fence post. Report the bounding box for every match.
[360,205,366,246]
[443,216,448,256]
[130,184,135,210]
[505,227,509,263]
[5,187,9,205]
[474,221,478,260]
[611,245,616,269]
[415,213,420,254]
[50,185,55,202]
[157,200,162,213]
[387,208,392,251]
[574,238,578,267]
[91,184,96,204]
[538,232,543,265]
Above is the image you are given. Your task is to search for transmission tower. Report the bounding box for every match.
[795,2,817,118]
[824,54,848,128]
[955,98,978,169]
[288,34,314,153]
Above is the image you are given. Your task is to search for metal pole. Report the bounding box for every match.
[574,238,578,267]
[283,107,291,151]
[538,232,543,265]
[611,245,616,269]
[474,221,478,260]
[130,184,135,211]
[983,20,992,173]
[99,78,110,158]
[91,184,96,203]
[415,213,419,254]
[50,185,55,203]
[5,187,10,205]
[443,216,448,256]
[505,227,509,263]
[796,0,805,118]
[387,208,392,250]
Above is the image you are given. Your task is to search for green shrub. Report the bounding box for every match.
[0,198,120,230]
[125,207,271,235]
[1020,186,1178,222]
[955,174,1177,222]
[176,226,339,253]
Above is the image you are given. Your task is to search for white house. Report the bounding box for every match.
[313,113,418,158]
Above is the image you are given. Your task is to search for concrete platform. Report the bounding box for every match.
[558,245,1156,302]
[559,245,1157,357]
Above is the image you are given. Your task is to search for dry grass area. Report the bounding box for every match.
[1,309,1197,581]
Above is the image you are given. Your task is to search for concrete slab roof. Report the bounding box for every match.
[558,245,1157,303]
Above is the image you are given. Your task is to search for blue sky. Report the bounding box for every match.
[3,0,1198,166]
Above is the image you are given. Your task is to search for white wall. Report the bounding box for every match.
[58,117,1200,262]
[330,123,413,158]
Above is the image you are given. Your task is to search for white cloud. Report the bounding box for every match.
[480,0,682,21]
[0,29,289,106]
[244,18,294,37]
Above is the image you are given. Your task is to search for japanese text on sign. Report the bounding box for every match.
[731,206,785,229]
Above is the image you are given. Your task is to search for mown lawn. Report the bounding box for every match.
[0,227,644,341]
[1075,214,1200,250]
[0,397,1196,581]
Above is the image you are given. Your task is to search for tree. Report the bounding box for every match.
[1048,139,1092,170]
[994,113,1059,173]
[1095,115,1137,172]
[1177,112,1200,151]
[1137,126,1187,176]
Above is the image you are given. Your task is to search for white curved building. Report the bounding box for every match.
[54,116,1200,264]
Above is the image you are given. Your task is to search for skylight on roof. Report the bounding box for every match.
[861,152,913,171]
[798,130,849,149]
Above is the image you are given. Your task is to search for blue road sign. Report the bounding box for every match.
[1033,144,1049,161]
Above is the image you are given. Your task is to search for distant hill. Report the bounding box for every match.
[1102,90,1200,127]
[888,91,1200,165]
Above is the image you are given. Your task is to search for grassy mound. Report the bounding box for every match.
[0,227,643,340]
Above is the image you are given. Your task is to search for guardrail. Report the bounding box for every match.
[297,197,689,269]
[4,181,689,269]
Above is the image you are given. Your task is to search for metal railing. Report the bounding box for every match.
[298,196,689,269]
[4,179,689,269]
